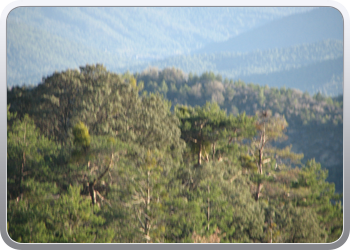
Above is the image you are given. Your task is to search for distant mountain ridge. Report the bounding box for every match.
[6,7,343,96]
[240,57,343,96]
[196,7,343,54]
[121,39,343,95]
[8,7,313,58]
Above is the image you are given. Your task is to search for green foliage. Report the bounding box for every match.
[7,65,342,243]
[7,113,59,199]
[280,204,327,243]
[240,154,258,171]
[7,184,113,243]
[7,179,59,243]
[7,104,17,125]
[72,121,91,152]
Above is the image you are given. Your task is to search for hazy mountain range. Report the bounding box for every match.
[7,7,343,96]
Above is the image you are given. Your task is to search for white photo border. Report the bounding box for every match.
[1,1,349,249]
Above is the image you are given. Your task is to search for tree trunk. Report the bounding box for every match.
[198,143,202,166]
[145,170,150,243]
[256,125,265,200]
[212,143,216,161]
[270,228,273,243]
[258,148,263,175]
[20,124,27,201]
[89,182,96,205]
[207,184,210,231]
[19,151,25,200]
[258,126,265,175]
[255,182,263,201]
[88,153,114,206]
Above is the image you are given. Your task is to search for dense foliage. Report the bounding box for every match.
[134,67,343,192]
[7,65,343,243]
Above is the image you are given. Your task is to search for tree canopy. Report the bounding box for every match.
[7,64,342,243]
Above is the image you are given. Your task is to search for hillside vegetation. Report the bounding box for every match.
[134,67,343,192]
[125,40,343,95]
[7,65,342,243]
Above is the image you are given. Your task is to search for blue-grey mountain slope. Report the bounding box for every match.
[7,7,315,87]
[196,7,343,54]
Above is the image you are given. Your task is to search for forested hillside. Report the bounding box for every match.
[135,67,343,192]
[7,65,343,243]
[126,40,343,95]
[8,7,329,89]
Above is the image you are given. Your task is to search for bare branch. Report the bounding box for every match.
[135,207,145,230]
[94,153,115,185]
[95,190,112,207]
